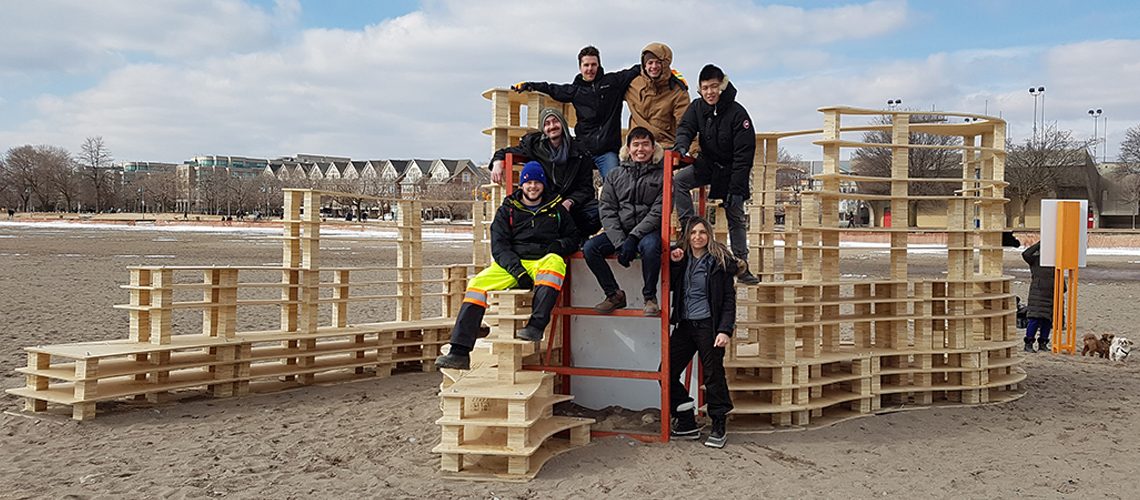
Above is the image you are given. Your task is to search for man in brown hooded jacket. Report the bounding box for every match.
[625,43,691,149]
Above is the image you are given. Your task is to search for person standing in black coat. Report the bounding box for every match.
[669,64,759,285]
[667,217,738,449]
[513,46,640,180]
[1023,241,1058,353]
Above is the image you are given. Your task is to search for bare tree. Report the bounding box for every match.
[1119,124,1140,167]
[5,146,45,211]
[138,171,182,213]
[424,180,478,220]
[851,114,962,226]
[1005,125,1095,227]
[0,155,11,210]
[78,137,114,212]
[195,167,227,214]
[39,145,78,211]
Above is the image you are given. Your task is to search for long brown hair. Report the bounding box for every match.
[678,217,733,270]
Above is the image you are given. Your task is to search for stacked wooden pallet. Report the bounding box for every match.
[435,290,592,481]
[7,190,468,420]
[10,321,451,420]
[723,108,1023,428]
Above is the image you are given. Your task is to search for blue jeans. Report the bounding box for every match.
[1026,318,1051,341]
[581,233,662,300]
[593,152,619,180]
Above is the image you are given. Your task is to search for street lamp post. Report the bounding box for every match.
[1089,109,1103,161]
[262,187,270,219]
[1029,86,1045,144]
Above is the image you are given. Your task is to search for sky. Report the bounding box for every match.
[3,0,1140,165]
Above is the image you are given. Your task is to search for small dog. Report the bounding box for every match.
[1110,337,1133,362]
[1081,334,1101,357]
[1099,334,1115,358]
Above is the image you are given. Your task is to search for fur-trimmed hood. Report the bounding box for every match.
[618,142,665,163]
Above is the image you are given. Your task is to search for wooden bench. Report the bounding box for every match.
[8,319,454,420]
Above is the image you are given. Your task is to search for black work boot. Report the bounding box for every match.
[705,415,727,448]
[519,284,559,342]
[737,270,760,285]
[670,404,701,440]
[1023,338,1036,353]
[434,352,470,370]
[1037,337,1050,353]
[434,344,472,370]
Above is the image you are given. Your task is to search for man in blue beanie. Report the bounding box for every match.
[435,162,579,370]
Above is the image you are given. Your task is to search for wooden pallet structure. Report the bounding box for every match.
[8,190,470,420]
[727,107,1024,428]
[435,290,592,481]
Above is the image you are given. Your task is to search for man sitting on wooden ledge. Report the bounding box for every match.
[435,162,579,370]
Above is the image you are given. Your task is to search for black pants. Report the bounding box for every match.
[448,284,560,352]
[669,318,733,418]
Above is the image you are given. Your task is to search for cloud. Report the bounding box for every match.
[0,0,915,163]
[0,0,298,75]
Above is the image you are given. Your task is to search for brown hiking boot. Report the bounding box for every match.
[643,298,660,316]
[593,290,627,314]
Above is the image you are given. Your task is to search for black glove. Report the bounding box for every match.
[515,272,534,289]
[511,82,533,93]
[546,240,574,256]
[617,237,639,268]
[668,144,688,157]
[721,194,745,210]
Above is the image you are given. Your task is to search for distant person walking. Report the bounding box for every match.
[1022,241,1057,353]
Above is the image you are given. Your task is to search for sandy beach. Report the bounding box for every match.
[2,219,1140,499]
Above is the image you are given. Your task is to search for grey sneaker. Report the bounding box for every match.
[593,290,627,314]
[434,352,470,370]
[704,416,727,448]
[671,406,701,440]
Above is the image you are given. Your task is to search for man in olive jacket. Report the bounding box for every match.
[625,42,691,149]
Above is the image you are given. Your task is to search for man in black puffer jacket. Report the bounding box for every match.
[670,64,759,285]
[583,127,665,317]
[490,107,599,241]
[435,162,579,370]
[513,46,640,180]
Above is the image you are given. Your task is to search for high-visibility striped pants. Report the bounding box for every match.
[449,253,566,352]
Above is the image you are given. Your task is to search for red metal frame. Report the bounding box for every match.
[504,151,699,443]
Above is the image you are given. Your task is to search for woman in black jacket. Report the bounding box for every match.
[667,217,738,448]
